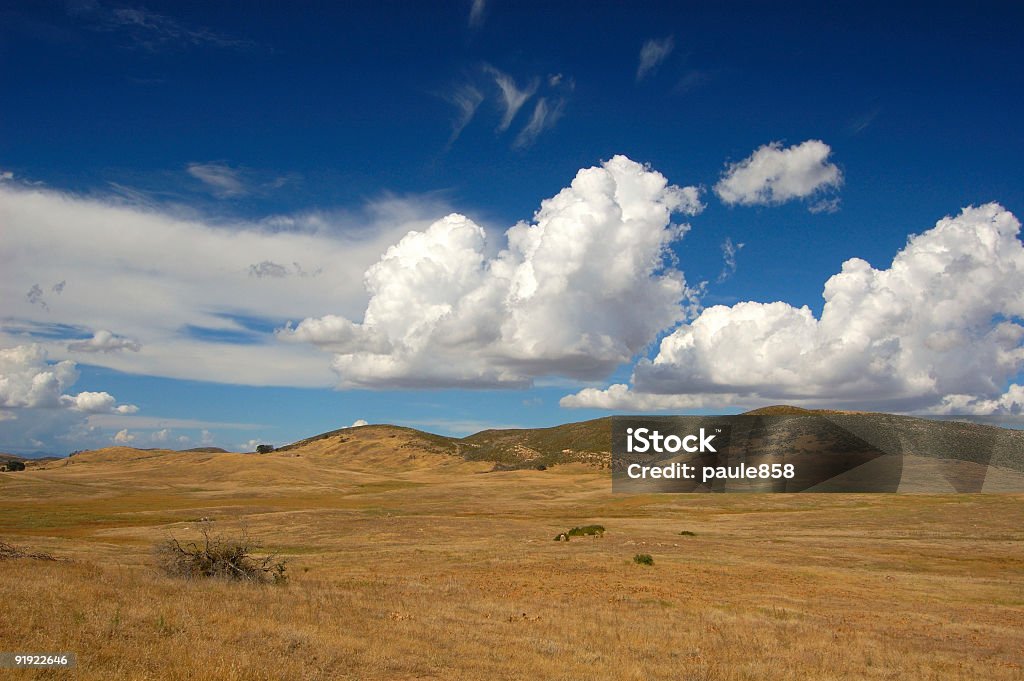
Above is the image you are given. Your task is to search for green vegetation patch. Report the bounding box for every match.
[554,524,605,541]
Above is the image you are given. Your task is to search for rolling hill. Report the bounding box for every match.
[22,408,1024,486]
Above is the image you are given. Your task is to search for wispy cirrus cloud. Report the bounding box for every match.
[185,162,295,199]
[445,83,485,146]
[444,67,572,150]
[484,64,538,132]
[186,162,248,198]
[70,1,255,52]
[717,237,744,283]
[0,178,450,389]
[637,36,675,81]
[513,97,566,149]
[468,0,487,28]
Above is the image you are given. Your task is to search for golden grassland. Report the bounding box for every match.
[1,426,1022,680]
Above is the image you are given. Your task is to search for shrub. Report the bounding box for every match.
[679,530,696,536]
[255,444,275,454]
[0,540,64,561]
[2,460,25,472]
[155,524,287,584]
[567,524,605,538]
[633,553,654,566]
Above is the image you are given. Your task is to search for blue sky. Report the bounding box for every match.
[2,1,1023,455]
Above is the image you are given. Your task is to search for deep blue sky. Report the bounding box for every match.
[2,1,1023,454]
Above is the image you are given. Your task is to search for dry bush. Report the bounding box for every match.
[154,524,287,584]
[0,539,65,561]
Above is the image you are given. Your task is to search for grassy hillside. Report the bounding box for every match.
[1,430,1022,680]
[35,409,1024,480]
[461,417,612,468]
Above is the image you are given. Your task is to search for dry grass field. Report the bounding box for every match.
[1,425,1022,680]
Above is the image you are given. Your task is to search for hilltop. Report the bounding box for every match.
[18,407,1024,481]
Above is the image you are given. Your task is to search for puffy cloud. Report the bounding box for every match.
[67,330,142,353]
[151,428,171,443]
[714,140,842,207]
[113,429,135,444]
[280,315,391,353]
[60,391,139,414]
[563,204,1024,414]
[0,344,139,416]
[0,344,79,408]
[281,155,704,388]
[637,36,675,81]
[351,419,369,427]
[560,383,733,410]
[931,384,1024,416]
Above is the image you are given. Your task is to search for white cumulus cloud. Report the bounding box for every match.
[60,391,139,414]
[562,203,1024,415]
[351,419,369,427]
[0,344,79,409]
[113,428,136,444]
[280,155,704,388]
[0,344,139,416]
[931,384,1024,416]
[67,329,142,353]
[714,140,842,207]
[560,383,734,410]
